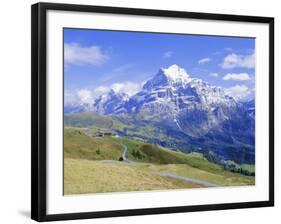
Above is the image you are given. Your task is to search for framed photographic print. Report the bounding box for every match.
[31,2,274,222]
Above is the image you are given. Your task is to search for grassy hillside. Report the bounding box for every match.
[64,127,255,194]
[143,164,254,186]
[64,112,255,165]
[65,127,222,171]
[64,112,114,128]
[64,158,203,195]
[64,127,121,160]
[116,137,236,175]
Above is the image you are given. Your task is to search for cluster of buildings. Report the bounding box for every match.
[94,130,117,137]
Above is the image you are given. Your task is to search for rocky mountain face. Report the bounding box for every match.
[243,99,255,118]
[125,65,239,136]
[64,65,255,164]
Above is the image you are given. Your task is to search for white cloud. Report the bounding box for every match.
[163,51,173,59]
[64,90,79,106]
[111,83,124,93]
[83,81,142,100]
[65,87,107,106]
[198,58,211,64]
[93,86,110,96]
[225,85,251,100]
[111,82,141,96]
[64,43,108,66]
[220,53,255,69]
[223,73,251,81]
[77,89,93,104]
[65,81,142,106]
[92,82,142,98]
[210,72,219,77]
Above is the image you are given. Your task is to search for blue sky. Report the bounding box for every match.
[64,28,255,102]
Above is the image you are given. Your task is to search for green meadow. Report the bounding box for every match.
[64,127,254,195]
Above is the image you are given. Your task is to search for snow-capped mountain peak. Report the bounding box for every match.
[143,64,191,91]
[66,65,240,124]
[161,64,191,83]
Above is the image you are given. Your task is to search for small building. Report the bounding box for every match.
[94,131,116,137]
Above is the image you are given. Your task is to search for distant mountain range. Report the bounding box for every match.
[64,65,255,164]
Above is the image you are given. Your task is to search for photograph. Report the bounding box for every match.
[63,28,256,195]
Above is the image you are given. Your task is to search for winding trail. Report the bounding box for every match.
[120,140,128,162]
[111,139,221,187]
[159,173,220,187]
[119,139,139,165]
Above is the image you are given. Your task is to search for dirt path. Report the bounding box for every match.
[100,140,221,188]
[159,172,220,187]
[120,140,128,161]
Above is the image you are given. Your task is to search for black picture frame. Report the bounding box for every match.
[31,2,274,222]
